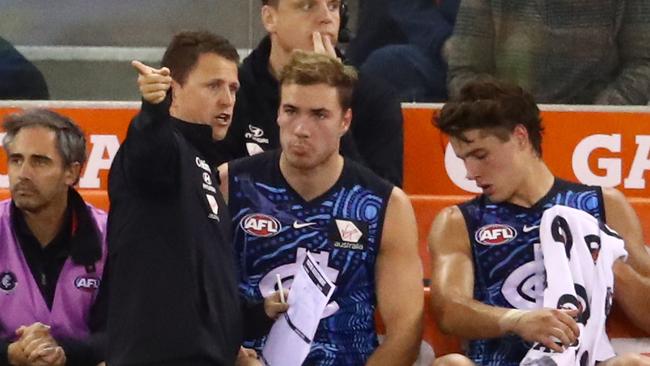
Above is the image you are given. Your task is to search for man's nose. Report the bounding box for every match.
[316,1,335,24]
[293,118,310,137]
[219,86,235,106]
[464,162,479,181]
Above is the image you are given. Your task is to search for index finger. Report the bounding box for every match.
[312,32,325,54]
[322,34,337,58]
[131,60,153,76]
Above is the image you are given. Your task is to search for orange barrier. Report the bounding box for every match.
[0,102,136,191]
[402,104,650,199]
[411,195,470,279]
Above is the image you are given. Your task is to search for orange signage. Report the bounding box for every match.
[403,104,650,199]
[0,102,136,190]
[2,103,650,201]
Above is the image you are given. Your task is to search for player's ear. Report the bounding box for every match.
[512,124,529,150]
[340,108,352,136]
[261,4,278,33]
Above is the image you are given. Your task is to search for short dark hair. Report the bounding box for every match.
[161,31,239,86]
[2,108,87,169]
[435,80,544,156]
[279,51,357,110]
[261,0,277,5]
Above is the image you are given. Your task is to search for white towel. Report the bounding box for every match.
[521,205,627,366]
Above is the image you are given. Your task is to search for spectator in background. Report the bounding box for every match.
[0,37,49,100]
[0,109,106,366]
[216,0,404,187]
[447,0,650,105]
[347,0,459,102]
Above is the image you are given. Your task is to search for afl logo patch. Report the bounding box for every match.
[0,271,17,293]
[475,224,517,246]
[74,276,100,292]
[241,213,282,237]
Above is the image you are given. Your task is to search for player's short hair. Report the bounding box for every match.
[279,50,357,110]
[161,30,239,86]
[435,80,544,156]
[261,0,278,5]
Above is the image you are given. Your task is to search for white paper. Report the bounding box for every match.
[262,251,336,366]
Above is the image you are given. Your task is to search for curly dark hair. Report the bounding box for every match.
[435,80,544,156]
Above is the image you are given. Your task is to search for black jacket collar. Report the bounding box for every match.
[171,117,223,168]
[11,188,102,266]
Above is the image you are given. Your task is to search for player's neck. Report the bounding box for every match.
[268,42,291,80]
[279,153,344,202]
[22,195,68,247]
[508,160,555,208]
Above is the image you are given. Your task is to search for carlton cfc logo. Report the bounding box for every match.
[241,213,282,237]
[475,224,517,245]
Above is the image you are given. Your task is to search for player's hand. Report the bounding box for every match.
[312,32,338,59]
[8,340,29,366]
[131,60,171,104]
[504,308,580,352]
[236,347,262,366]
[15,322,64,366]
[264,290,289,320]
[27,344,66,366]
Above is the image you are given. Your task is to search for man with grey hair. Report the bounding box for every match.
[0,109,107,366]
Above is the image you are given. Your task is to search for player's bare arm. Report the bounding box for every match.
[366,188,423,365]
[428,206,579,352]
[603,187,650,332]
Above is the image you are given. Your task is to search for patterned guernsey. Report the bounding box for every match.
[228,150,393,365]
[459,178,604,366]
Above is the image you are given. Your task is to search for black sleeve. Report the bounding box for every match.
[241,300,274,340]
[118,96,179,193]
[0,341,10,366]
[350,73,404,187]
[57,338,98,366]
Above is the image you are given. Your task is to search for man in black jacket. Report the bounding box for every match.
[216,0,404,187]
[106,31,261,366]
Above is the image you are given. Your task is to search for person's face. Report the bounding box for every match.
[263,0,341,52]
[450,127,530,203]
[278,82,350,170]
[171,52,239,141]
[8,126,78,213]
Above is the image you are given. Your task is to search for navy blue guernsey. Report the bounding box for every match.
[459,178,604,366]
[228,150,393,365]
